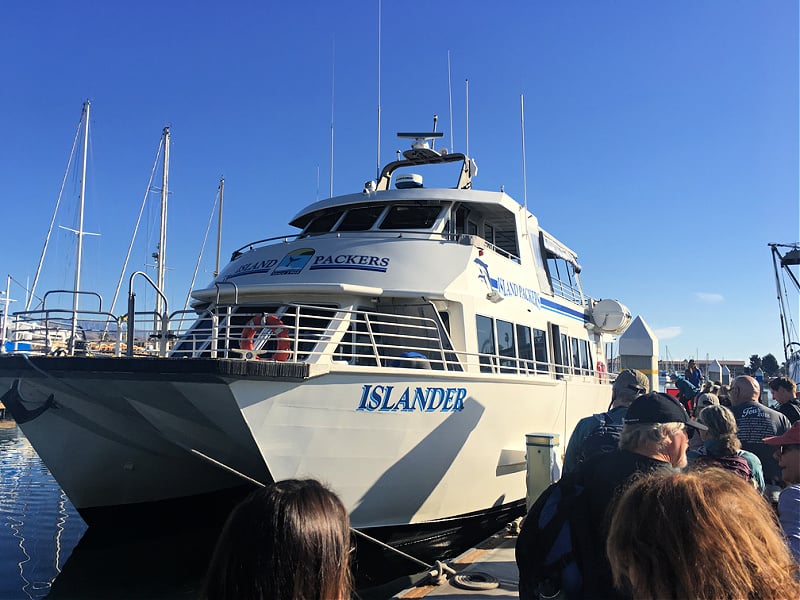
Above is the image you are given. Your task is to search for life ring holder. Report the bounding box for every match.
[240,314,290,361]
[596,360,607,382]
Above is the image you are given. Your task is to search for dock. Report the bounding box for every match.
[391,525,520,599]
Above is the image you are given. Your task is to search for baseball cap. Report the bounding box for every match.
[613,369,650,395]
[763,421,800,446]
[624,392,708,431]
[695,393,719,410]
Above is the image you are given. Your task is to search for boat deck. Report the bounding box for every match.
[392,527,520,599]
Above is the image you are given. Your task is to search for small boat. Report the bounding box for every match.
[0,130,632,555]
[770,242,800,382]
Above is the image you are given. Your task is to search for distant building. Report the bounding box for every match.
[660,359,747,381]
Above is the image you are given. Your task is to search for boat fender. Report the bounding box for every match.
[240,314,290,361]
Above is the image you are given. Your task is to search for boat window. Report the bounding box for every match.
[516,324,533,371]
[497,319,515,373]
[582,340,593,374]
[560,332,571,376]
[379,204,442,230]
[336,205,385,231]
[468,220,479,236]
[571,337,581,375]
[485,223,495,246]
[304,209,346,235]
[453,205,469,234]
[533,328,549,373]
[476,315,495,373]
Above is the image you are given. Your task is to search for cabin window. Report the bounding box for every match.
[476,315,495,373]
[454,206,469,234]
[379,205,442,230]
[485,223,495,246]
[468,220,479,236]
[533,328,549,373]
[560,333,571,375]
[497,319,515,373]
[337,205,385,231]
[516,324,533,371]
[305,209,346,235]
[582,340,593,374]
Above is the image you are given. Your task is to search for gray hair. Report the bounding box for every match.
[620,422,684,453]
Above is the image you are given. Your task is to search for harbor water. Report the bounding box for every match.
[0,420,493,599]
[0,421,245,599]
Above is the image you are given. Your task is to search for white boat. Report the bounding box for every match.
[770,242,800,382]
[0,131,631,551]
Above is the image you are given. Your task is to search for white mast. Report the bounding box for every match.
[70,100,90,350]
[156,126,170,317]
[214,176,224,278]
[1,275,10,354]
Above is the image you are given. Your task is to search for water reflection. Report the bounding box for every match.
[0,422,87,599]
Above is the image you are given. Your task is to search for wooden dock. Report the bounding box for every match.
[391,526,520,599]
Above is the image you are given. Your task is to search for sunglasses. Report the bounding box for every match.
[779,444,800,455]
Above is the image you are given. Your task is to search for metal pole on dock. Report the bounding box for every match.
[525,433,560,510]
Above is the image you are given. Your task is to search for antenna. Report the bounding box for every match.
[432,114,438,150]
[520,94,528,211]
[330,37,335,198]
[376,0,382,179]
[447,50,454,152]
[465,79,470,157]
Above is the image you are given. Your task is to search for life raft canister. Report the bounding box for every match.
[240,314,290,361]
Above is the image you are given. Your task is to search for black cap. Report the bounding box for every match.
[623,392,708,431]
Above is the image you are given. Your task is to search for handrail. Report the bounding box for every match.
[42,289,103,312]
[127,271,169,357]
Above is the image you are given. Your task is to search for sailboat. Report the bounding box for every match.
[770,242,800,381]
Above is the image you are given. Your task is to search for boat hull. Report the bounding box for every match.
[0,355,608,529]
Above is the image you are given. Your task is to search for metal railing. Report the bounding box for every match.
[3,299,603,381]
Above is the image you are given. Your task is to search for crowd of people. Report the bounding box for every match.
[518,370,800,599]
[193,369,799,600]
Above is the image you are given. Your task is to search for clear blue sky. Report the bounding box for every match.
[3,1,797,364]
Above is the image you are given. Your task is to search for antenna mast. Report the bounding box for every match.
[465,79,470,157]
[447,50,454,152]
[376,0,382,178]
[330,37,335,198]
[520,94,528,211]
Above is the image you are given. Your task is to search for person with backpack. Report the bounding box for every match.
[687,404,765,493]
[562,369,649,475]
[516,392,708,599]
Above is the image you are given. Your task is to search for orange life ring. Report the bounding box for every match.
[240,314,290,361]
[596,360,608,382]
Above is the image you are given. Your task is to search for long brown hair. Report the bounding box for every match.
[201,479,352,600]
[607,469,800,599]
[698,404,741,455]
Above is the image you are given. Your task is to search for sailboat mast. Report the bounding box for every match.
[73,101,90,312]
[156,126,170,317]
[214,177,224,278]
[70,100,90,351]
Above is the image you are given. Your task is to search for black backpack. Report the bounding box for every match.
[578,412,623,464]
[515,471,594,600]
[693,453,753,483]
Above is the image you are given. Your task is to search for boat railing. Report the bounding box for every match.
[230,230,521,263]
[164,303,598,380]
[4,299,601,380]
[5,307,124,356]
